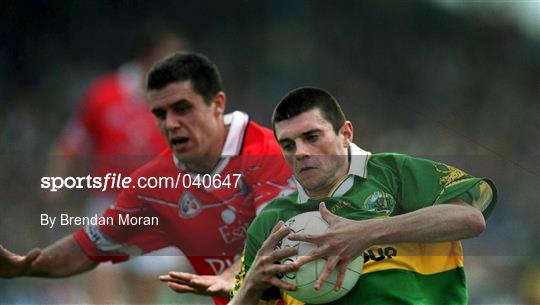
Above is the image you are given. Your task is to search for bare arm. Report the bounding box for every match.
[1,235,98,278]
[368,199,485,244]
[290,200,486,289]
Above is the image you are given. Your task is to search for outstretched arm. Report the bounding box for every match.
[159,258,241,296]
[1,235,98,278]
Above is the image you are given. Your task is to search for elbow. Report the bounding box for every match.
[467,210,486,237]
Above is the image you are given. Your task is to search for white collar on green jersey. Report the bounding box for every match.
[295,143,371,204]
[173,111,249,173]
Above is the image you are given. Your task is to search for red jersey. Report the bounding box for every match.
[59,63,167,178]
[74,111,294,305]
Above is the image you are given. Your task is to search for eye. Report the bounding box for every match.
[305,134,319,142]
[281,142,295,152]
[173,104,193,115]
[152,109,166,120]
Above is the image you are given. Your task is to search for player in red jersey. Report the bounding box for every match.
[48,24,187,194]
[0,53,294,305]
[44,25,188,304]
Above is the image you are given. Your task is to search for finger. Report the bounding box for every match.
[190,277,213,288]
[287,232,320,243]
[165,272,192,285]
[334,257,350,291]
[159,274,187,282]
[319,202,338,225]
[168,271,195,281]
[261,225,291,252]
[293,245,328,267]
[293,254,319,267]
[271,220,285,234]
[314,256,340,290]
[22,248,40,265]
[264,260,300,275]
[168,282,196,293]
[0,245,17,258]
[266,247,298,263]
[160,275,191,286]
[159,274,173,282]
[267,277,297,291]
[258,247,297,271]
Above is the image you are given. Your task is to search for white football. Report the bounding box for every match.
[276,211,363,304]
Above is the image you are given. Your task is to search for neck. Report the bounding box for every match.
[307,172,349,199]
[184,157,219,174]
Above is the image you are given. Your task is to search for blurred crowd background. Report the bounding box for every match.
[1,1,538,304]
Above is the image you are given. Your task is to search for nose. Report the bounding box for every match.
[294,141,310,161]
[165,110,181,130]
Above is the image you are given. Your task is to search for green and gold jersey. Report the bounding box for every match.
[231,144,496,305]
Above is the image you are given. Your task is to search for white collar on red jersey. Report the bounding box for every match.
[173,111,249,172]
[221,111,250,156]
[295,143,371,204]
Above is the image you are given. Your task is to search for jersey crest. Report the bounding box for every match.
[363,191,396,215]
[179,192,203,218]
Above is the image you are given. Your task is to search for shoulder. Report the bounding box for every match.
[367,152,410,171]
[260,192,298,214]
[247,192,298,234]
[369,152,455,171]
[129,148,175,179]
[241,119,281,156]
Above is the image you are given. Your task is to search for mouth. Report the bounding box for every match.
[170,137,189,150]
[298,166,316,174]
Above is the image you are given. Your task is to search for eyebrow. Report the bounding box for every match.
[151,99,190,112]
[277,128,322,143]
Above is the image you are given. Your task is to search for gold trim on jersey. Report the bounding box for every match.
[309,173,350,201]
[435,164,466,187]
[469,180,493,212]
[361,241,464,275]
[231,255,247,298]
[281,291,306,305]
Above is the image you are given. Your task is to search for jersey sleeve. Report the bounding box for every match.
[73,179,170,263]
[242,139,294,215]
[395,154,497,218]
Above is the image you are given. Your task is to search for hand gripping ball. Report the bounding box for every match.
[276,211,363,304]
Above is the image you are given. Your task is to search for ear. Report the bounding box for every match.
[212,91,226,116]
[339,121,353,148]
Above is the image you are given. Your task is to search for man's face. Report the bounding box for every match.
[148,80,225,164]
[275,108,352,196]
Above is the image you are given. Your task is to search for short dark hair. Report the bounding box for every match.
[272,87,346,134]
[147,52,224,104]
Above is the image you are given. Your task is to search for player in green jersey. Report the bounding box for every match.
[229,87,496,305]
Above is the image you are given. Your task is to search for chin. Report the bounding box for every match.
[297,179,322,193]
[173,150,195,161]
